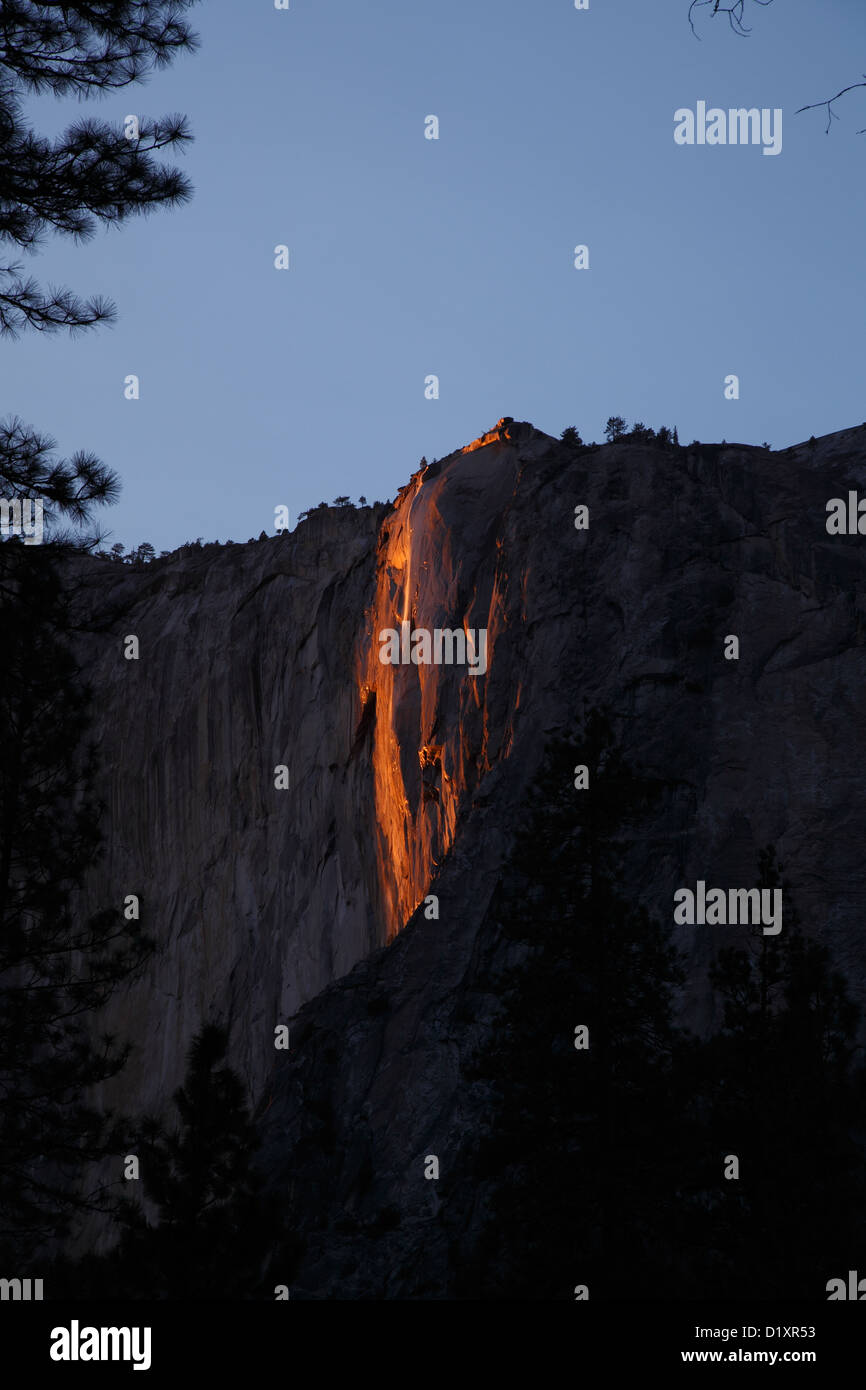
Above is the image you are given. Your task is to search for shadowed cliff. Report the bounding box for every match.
[66,419,866,1287]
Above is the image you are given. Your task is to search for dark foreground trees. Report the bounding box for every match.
[0,421,133,1268]
[683,848,866,1297]
[0,1,201,1266]
[457,712,866,1299]
[458,711,690,1298]
[0,529,150,1265]
[57,1026,291,1299]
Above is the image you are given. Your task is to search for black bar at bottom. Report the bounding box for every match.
[1,1298,862,1378]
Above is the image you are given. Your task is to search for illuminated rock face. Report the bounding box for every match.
[259,422,866,1297]
[359,421,550,937]
[72,423,552,1122]
[71,420,866,1280]
[72,505,391,1127]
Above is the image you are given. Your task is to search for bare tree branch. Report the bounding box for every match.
[688,0,775,40]
[796,77,866,135]
[689,1,866,139]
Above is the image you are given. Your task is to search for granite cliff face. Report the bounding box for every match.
[72,419,866,1287]
[73,501,388,1122]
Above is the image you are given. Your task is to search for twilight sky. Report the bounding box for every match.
[2,0,864,551]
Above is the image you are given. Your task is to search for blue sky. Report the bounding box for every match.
[2,0,864,551]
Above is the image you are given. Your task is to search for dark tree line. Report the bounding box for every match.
[1,1,201,1267]
[456,711,866,1299]
[0,531,151,1265]
[456,711,688,1298]
[53,1026,292,1299]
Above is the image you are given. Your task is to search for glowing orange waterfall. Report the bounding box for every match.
[356,433,522,940]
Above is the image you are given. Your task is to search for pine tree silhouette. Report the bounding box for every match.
[0,2,197,339]
[687,847,866,1297]
[0,536,149,1267]
[67,1025,293,1298]
[457,710,690,1299]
